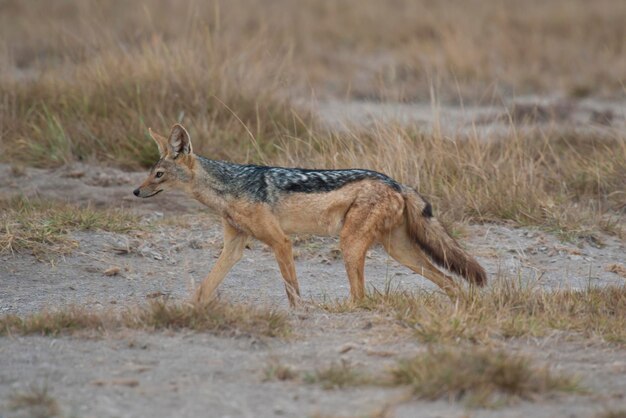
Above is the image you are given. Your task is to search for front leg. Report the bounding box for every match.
[243,211,301,307]
[193,219,249,304]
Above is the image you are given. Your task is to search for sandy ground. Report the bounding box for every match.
[314,96,626,135]
[1,104,626,418]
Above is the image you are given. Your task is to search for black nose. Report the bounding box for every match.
[133,189,140,197]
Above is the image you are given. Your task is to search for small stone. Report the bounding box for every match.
[146,291,169,299]
[188,239,205,249]
[104,266,121,276]
[91,378,139,387]
[338,343,356,354]
[606,263,626,278]
[139,245,163,260]
[611,361,626,373]
[64,170,85,178]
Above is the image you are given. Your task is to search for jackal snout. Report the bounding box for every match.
[132,184,163,198]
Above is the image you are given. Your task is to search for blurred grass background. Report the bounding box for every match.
[0,0,624,235]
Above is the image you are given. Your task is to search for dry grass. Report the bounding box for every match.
[0,2,624,237]
[303,360,376,390]
[2,0,626,166]
[598,411,626,418]
[278,127,626,238]
[0,0,626,239]
[263,360,298,382]
[263,359,377,389]
[0,41,307,169]
[2,0,625,103]
[0,300,289,338]
[0,0,310,169]
[321,279,626,345]
[265,348,576,407]
[0,196,140,259]
[0,306,108,336]
[263,358,381,390]
[129,300,289,337]
[392,347,578,407]
[8,384,61,418]
[606,263,626,279]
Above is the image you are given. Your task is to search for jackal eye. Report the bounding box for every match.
[155,171,164,178]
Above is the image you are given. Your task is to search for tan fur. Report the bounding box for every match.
[274,181,402,235]
[136,124,487,307]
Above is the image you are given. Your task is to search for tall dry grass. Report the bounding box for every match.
[278,127,626,237]
[0,0,310,168]
[2,0,626,166]
[2,0,625,101]
[0,0,624,234]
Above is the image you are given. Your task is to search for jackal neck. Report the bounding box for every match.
[187,155,235,212]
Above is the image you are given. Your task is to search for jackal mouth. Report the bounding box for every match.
[143,189,163,198]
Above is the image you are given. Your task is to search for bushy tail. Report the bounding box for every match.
[402,187,487,286]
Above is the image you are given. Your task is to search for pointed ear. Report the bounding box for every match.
[148,128,168,158]
[168,124,193,158]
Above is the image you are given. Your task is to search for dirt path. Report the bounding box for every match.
[313,97,626,135]
[1,163,625,417]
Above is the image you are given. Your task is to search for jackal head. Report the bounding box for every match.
[133,124,195,198]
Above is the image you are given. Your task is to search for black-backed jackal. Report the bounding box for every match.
[134,124,487,306]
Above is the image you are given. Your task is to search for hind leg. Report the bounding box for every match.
[340,226,374,301]
[340,189,404,301]
[382,227,460,298]
[269,235,301,307]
